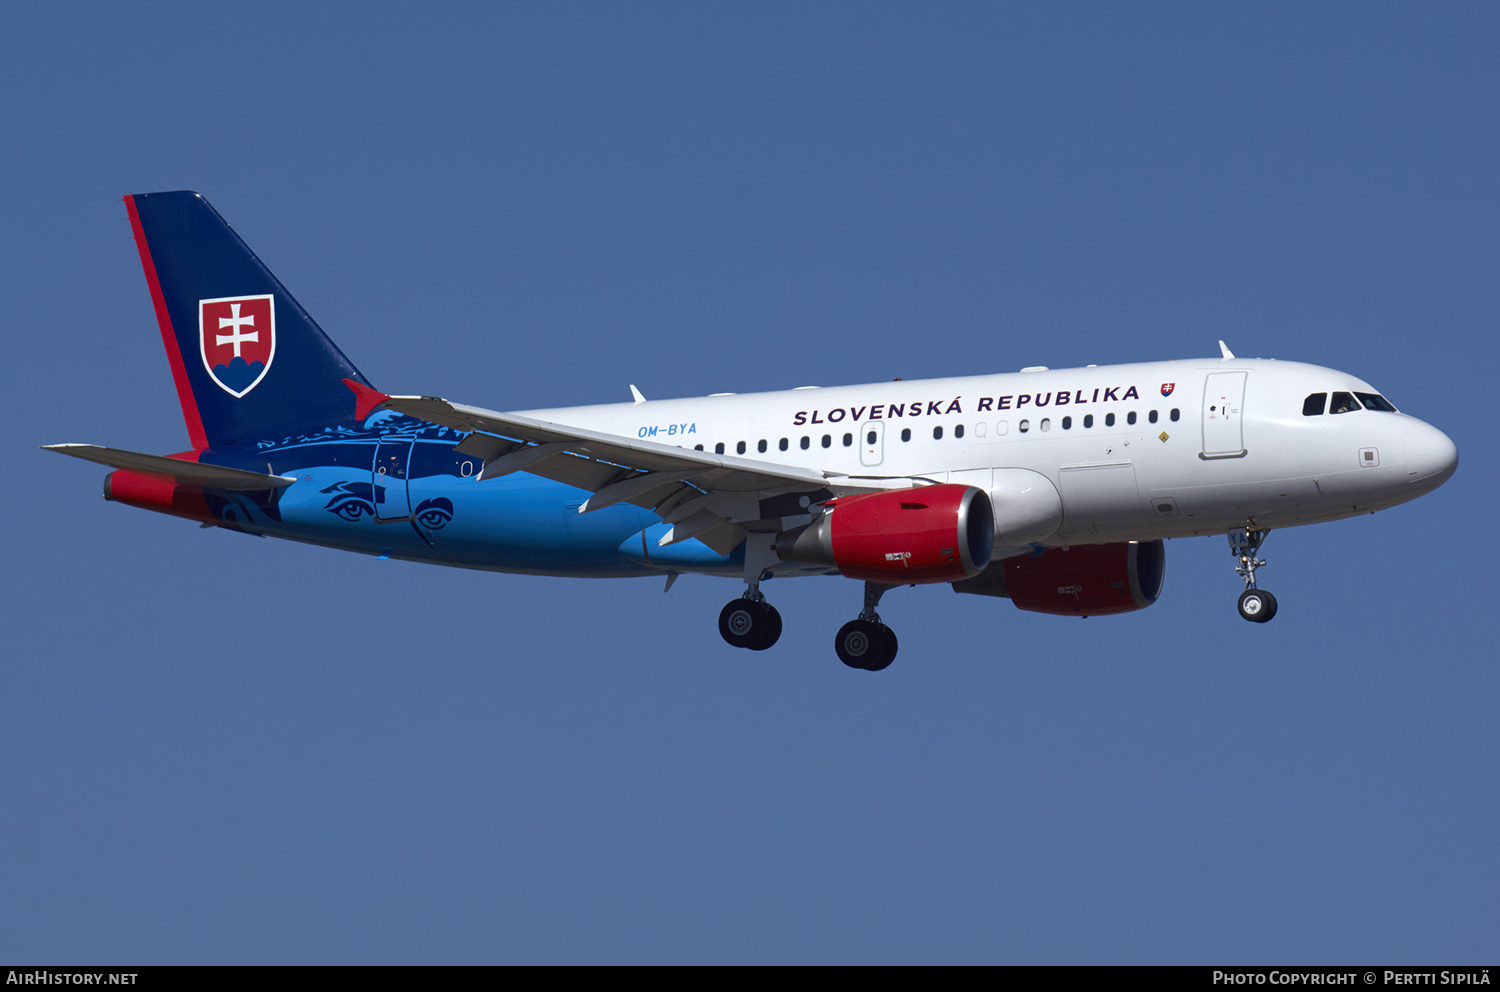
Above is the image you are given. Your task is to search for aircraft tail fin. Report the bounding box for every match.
[124,191,373,449]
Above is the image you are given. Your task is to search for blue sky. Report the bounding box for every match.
[3,2,1496,964]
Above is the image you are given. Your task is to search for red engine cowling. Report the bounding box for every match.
[775,484,994,584]
[1005,541,1165,616]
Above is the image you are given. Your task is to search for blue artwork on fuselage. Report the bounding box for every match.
[190,413,670,577]
[412,498,453,530]
[321,481,387,521]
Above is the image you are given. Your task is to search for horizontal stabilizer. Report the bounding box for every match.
[43,444,296,490]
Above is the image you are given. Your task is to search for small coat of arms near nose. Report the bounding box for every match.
[1161,382,1175,396]
[200,294,275,397]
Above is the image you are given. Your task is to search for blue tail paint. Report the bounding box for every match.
[125,191,373,449]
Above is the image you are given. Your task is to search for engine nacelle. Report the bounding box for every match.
[775,484,993,584]
[952,540,1165,616]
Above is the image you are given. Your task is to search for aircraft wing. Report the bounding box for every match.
[43,444,297,490]
[383,394,909,555]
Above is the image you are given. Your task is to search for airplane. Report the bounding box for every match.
[47,191,1459,671]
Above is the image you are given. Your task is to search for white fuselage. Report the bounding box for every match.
[520,357,1457,550]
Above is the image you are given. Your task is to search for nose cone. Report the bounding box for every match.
[1404,421,1459,491]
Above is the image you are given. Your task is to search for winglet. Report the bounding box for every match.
[630,384,647,404]
[343,378,391,420]
[1218,340,1236,360]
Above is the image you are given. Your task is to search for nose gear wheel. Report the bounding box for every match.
[1237,588,1278,623]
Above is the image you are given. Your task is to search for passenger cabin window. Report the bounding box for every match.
[800,436,810,450]
[1127,411,1137,425]
[1083,414,1094,428]
[757,439,767,453]
[1329,391,1360,415]
[779,438,789,451]
[1148,410,1158,424]
[955,424,964,438]
[901,428,912,442]
[1019,420,1030,433]
[715,443,725,454]
[821,434,832,448]
[843,433,853,447]
[1062,416,1072,429]
[1355,392,1397,412]
[736,441,746,454]
[1105,413,1116,427]
[1170,408,1180,421]
[1303,393,1327,416]
[933,426,943,440]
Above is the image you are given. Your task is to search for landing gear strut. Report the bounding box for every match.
[835,582,899,671]
[1229,526,1278,623]
[718,535,783,651]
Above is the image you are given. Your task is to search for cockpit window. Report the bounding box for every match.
[1329,391,1361,415]
[1354,392,1397,412]
[1302,393,1327,416]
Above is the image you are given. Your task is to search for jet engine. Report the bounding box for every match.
[775,484,994,584]
[951,540,1165,616]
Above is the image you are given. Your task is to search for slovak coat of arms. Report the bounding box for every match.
[200,294,275,397]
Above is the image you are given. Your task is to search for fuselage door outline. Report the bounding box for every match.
[371,438,413,521]
[1202,371,1248,459]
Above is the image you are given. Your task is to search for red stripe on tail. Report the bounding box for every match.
[124,195,209,452]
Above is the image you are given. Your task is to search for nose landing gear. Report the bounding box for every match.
[1230,526,1278,623]
[835,582,899,671]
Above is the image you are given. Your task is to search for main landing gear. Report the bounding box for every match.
[718,593,783,651]
[834,582,899,671]
[715,536,898,668]
[1229,526,1278,623]
[717,534,783,651]
[715,580,901,671]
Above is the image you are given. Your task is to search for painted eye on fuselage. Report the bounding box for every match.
[326,495,375,521]
[414,498,455,529]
